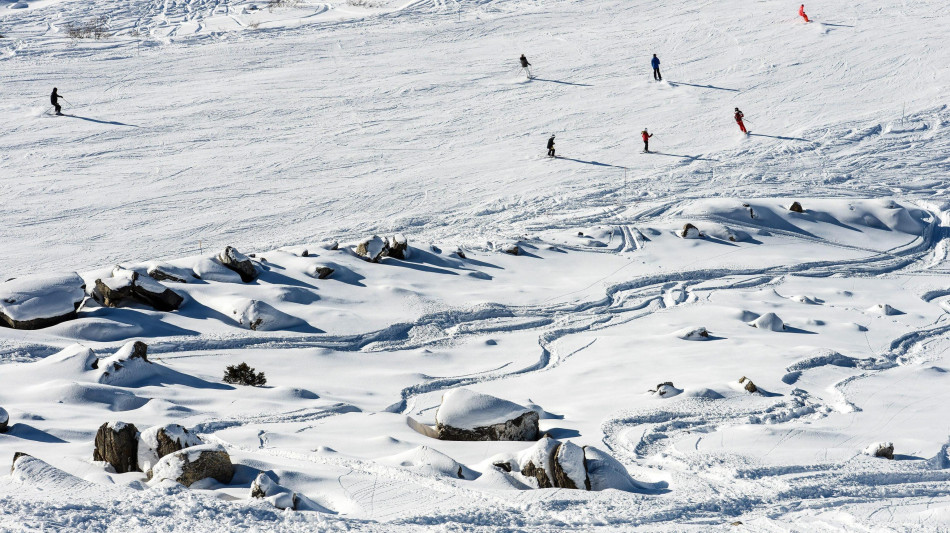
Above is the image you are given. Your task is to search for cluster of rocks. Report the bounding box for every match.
[354,234,411,262]
[92,421,233,486]
[491,436,638,492]
[93,267,183,312]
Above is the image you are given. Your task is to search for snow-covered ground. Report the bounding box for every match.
[2,0,950,530]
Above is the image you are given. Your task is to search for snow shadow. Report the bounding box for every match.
[822,22,855,28]
[318,263,366,287]
[651,152,719,162]
[557,157,626,169]
[3,423,69,443]
[668,81,739,92]
[530,78,593,87]
[543,427,581,439]
[749,133,810,142]
[65,114,139,127]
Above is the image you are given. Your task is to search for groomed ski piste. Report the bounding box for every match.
[2,0,950,530]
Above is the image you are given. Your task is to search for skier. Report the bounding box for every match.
[641,128,653,152]
[799,4,809,22]
[734,107,748,134]
[520,54,533,79]
[651,54,662,81]
[547,134,556,157]
[50,87,63,116]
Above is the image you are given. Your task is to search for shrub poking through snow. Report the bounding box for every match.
[435,388,539,441]
[679,223,702,239]
[217,246,258,282]
[738,376,758,393]
[0,272,86,330]
[93,421,140,473]
[147,444,234,487]
[789,201,804,213]
[863,442,895,460]
[0,406,8,433]
[223,362,266,386]
[138,424,204,474]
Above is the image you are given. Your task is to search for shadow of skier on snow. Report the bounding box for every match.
[557,157,625,168]
[530,78,593,87]
[651,152,719,162]
[64,114,139,127]
[749,133,810,142]
[667,81,739,92]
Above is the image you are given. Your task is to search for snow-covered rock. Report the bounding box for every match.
[305,264,335,279]
[145,262,191,283]
[435,388,539,441]
[96,341,159,386]
[379,445,473,479]
[193,257,243,282]
[0,406,8,433]
[93,421,141,473]
[748,312,786,331]
[491,437,629,491]
[674,326,711,340]
[498,242,521,255]
[868,303,901,316]
[584,446,642,492]
[148,443,234,487]
[552,440,589,490]
[789,201,804,213]
[738,376,758,393]
[93,268,183,311]
[232,298,304,331]
[0,272,86,329]
[250,472,298,510]
[679,223,702,239]
[387,234,410,260]
[511,435,560,488]
[651,382,682,397]
[137,424,204,474]
[217,246,258,282]
[863,442,895,460]
[355,236,388,262]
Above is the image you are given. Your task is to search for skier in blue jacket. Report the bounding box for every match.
[651,54,662,81]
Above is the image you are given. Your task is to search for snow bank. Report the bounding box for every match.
[0,272,86,329]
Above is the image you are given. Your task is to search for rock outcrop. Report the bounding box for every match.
[306,264,335,279]
[738,376,758,393]
[93,421,140,473]
[789,201,804,213]
[864,442,895,460]
[93,268,183,311]
[218,246,258,283]
[148,444,234,487]
[492,437,620,491]
[435,388,539,441]
[138,424,204,474]
[0,272,86,330]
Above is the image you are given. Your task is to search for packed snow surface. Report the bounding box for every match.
[2,0,950,530]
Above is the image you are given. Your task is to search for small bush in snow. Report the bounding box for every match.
[223,362,266,386]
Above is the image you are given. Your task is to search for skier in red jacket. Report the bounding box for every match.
[641,128,653,152]
[799,4,809,22]
[734,108,747,134]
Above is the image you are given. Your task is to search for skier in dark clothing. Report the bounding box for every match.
[641,128,653,152]
[520,54,532,79]
[51,88,63,116]
[547,135,556,157]
[651,54,662,81]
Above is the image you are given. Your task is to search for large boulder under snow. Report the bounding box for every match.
[148,443,234,487]
[145,262,191,283]
[679,223,702,239]
[492,436,617,491]
[218,246,258,282]
[138,424,204,474]
[864,442,894,460]
[748,312,785,331]
[96,341,160,386]
[435,388,539,441]
[0,272,86,329]
[0,407,8,433]
[251,472,298,510]
[231,298,304,331]
[93,421,140,473]
[93,268,183,311]
[355,236,388,262]
[387,234,410,260]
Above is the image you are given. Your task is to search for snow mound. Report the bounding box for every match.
[435,388,536,434]
[651,382,682,398]
[378,445,473,479]
[232,299,305,331]
[0,272,86,329]
[193,257,243,283]
[867,303,902,316]
[97,341,159,386]
[789,295,820,304]
[250,472,297,510]
[748,312,786,331]
[673,326,711,340]
[584,446,643,492]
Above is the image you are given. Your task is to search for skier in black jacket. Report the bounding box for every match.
[51,88,63,116]
[547,134,556,157]
[520,54,532,79]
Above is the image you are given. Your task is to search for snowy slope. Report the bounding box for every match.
[2,0,950,530]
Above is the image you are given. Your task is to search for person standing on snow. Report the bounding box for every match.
[50,88,64,116]
[799,4,809,22]
[651,54,662,81]
[734,107,748,134]
[641,128,653,152]
[547,134,556,157]
[520,54,533,79]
